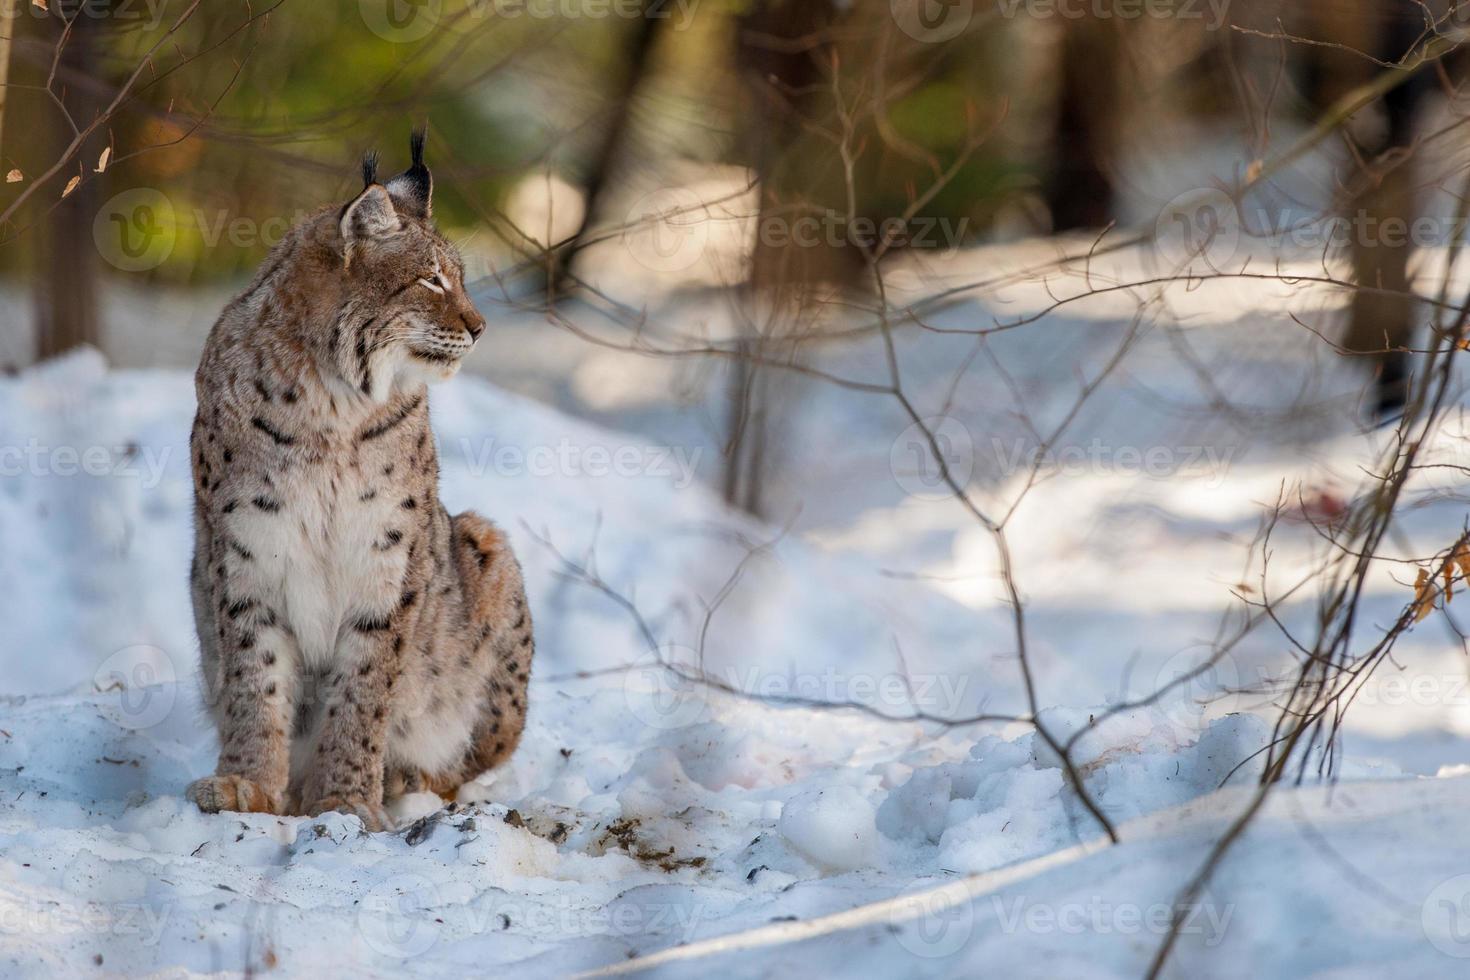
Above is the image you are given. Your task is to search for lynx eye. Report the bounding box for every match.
[416,273,446,295]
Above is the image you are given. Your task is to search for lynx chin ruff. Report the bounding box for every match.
[186,130,532,831]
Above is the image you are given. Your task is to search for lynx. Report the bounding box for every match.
[185,131,532,831]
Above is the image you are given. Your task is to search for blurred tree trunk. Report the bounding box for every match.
[1045,13,1122,231]
[1303,0,1428,417]
[0,0,13,151]
[543,7,667,296]
[30,6,101,362]
[736,1,863,293]
[722,0,853,518]
[1345,138,1414,417]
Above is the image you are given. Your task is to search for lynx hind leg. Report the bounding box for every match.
[423,512,533,798]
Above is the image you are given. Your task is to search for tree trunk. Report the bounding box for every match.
[718,2,858,519]
[736,1,863,294]
[543,8,666,297]
[1045,14,1121,231]
[33,7,100,362]
[1303,0,1427,417]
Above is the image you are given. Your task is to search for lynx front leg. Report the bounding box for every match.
[187,585,298,817]
[296,609,405,831]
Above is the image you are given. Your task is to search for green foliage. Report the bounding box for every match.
[3,0,1046,285]
[61,0,587,282]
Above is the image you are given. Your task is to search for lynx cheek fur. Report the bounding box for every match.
[186,131,532,831]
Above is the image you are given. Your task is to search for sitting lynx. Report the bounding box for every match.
[185,131,532,831]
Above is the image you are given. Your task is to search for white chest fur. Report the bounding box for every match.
[226,457,409,668]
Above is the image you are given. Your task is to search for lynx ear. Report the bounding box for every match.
[385,126,432,220]
[340,184,400,262]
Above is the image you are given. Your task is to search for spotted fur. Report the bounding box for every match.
[186,132,532,831]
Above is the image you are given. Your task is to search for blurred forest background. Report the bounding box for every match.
[0,0,1461,514]
[9,6,1470,973]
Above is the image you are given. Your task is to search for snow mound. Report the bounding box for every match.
[877,710,1276,873]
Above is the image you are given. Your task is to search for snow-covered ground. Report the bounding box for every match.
[5,227,1470,976]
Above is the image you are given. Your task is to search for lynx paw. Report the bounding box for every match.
[303,795,393,832]
[186,774,281,815]
[383,765,435,799]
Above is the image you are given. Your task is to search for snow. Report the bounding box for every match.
[3,269,1470,977]
[596,776,1470,979]
[778,786,879,873]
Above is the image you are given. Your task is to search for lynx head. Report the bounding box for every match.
[336,128,485,393]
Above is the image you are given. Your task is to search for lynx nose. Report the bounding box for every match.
[462,313,485,342]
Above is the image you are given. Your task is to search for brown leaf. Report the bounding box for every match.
[61,175,80,198]
[95,147,111,174]
[31,0,47,9]
[1413,567,1436,623]
[4,170,21,183]
[1445,559,1455,603]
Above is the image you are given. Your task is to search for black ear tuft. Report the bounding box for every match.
[410,126,426,169]
[361,150,379,188]
[385,125,432,220]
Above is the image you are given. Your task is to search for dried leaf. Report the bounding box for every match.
[61,175,80,198]
[31,0,47,9]
[1245,159,1264,183]
[94,147,111,174]
[4,170,21,183]
[1445,559,1455,603]
[1413,567,1436,623]
[1459,338,1470,351]
[1457,542,1470,582]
